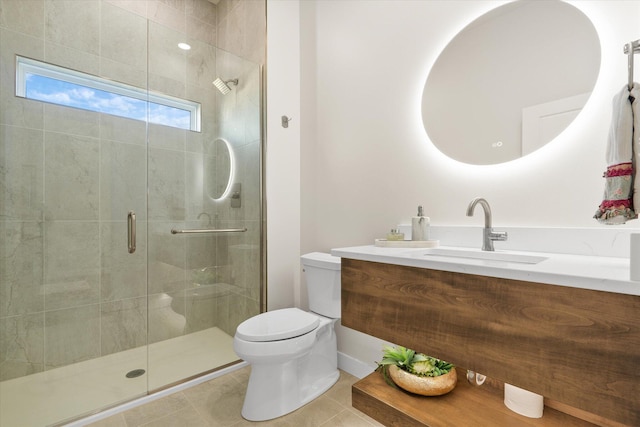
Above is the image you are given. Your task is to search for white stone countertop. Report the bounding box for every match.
[331,245,640,297]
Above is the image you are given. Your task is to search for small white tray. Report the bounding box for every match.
[374,239,439,248]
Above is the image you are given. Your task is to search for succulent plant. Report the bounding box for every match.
[376,345,454,388]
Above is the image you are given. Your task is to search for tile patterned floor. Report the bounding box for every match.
[86,368,385,427]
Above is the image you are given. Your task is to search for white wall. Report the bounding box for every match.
[265,0,300,310]
[268,0,640,374]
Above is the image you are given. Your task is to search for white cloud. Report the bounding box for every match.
[27,77,192,130]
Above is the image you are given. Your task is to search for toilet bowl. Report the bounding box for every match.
[233,252,341,421]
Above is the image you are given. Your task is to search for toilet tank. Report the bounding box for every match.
[301,252,341,318]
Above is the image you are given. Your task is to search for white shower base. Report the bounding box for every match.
[0,327,238,427]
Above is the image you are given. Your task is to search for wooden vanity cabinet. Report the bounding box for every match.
[341,259,640,426]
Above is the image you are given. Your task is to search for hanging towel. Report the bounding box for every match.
[632,84,640,212]
[594,84,639,224]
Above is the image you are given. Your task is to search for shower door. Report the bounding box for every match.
[144,22,263,392]
[0,1,263,425]
[0,8,151,421]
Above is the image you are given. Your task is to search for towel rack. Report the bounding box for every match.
[170,227,247,234]
[624,39,640,90]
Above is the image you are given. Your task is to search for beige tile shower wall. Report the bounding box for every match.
[0,0,236,380]
[106,0,218,47]
[216,0,266,65]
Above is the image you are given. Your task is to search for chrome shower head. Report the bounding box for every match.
[212,78,238,95]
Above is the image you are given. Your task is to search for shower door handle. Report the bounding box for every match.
[127,211,136,254]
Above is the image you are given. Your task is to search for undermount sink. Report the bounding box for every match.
[423,247,548,264]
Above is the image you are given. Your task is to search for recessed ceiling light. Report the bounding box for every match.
[178,43,191,50]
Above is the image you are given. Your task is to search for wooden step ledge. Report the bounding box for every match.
[352,369,596,427]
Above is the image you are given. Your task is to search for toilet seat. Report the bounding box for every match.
[235,308,320,342]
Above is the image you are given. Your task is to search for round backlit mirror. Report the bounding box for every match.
[422,0,601,165]
[204,137,234,201]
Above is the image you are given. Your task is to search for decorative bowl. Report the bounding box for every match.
[388,365,457,396]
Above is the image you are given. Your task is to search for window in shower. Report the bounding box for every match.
[15,56,201,131]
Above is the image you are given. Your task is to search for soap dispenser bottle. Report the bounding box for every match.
[412,205,430,241]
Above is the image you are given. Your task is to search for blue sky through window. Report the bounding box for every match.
[25,74,192,130]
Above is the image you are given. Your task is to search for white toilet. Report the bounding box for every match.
[233,252,341,421]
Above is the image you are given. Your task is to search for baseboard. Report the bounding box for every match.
[338,351,375,379]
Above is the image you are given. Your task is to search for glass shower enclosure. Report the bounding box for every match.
[0,1,263,425]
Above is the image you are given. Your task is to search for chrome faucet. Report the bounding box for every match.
[466,197,507,251]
